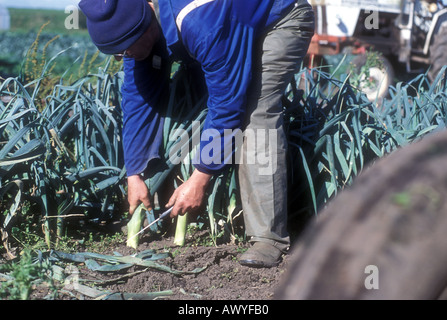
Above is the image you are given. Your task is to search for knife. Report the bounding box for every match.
[127,206,173,242]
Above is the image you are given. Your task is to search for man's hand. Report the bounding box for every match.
[166,169,212,217]
[127,174,152,215]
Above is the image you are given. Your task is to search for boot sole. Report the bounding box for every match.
[239,258,279,268]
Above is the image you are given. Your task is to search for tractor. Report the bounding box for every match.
[307,0,447,100]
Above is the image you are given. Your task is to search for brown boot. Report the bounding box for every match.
[239,242,283,268]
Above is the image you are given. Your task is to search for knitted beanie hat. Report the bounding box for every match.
[79,0,152,54]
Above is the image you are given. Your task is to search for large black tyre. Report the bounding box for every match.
[350,53,394,102]
[276,130,447,299]
[429,23,447,82]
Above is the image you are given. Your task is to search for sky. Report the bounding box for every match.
[0,0,80,10]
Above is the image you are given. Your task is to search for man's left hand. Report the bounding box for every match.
[166,169,212,217]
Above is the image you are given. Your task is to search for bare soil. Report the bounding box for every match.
[25,228,290,301]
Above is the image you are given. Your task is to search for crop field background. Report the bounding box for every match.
[0,8,98,78]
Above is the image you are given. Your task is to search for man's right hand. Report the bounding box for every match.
[127,174,152,215]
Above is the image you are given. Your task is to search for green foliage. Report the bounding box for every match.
[0,56,126,251]
[18,22,121,111]
[287,63,447,217]
[0,247,178,300]
[1,8,107,89]
[0,249,57,300]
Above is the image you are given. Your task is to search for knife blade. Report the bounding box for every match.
[127,206,173,242]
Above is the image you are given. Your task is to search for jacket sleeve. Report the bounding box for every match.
[121,55,169,177]
[181,18,255,174]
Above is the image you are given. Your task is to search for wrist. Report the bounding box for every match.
[192,169,212,189]
[128,174,144,182]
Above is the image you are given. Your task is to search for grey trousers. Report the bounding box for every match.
[238,1,314,252]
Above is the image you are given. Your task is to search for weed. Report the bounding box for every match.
[0,249,57,299]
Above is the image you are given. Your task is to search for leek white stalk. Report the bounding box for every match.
[173,212,188,246]
[126,203,147,249]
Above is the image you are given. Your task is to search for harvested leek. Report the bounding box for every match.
[174,213,188,246]
[126,203,147,249]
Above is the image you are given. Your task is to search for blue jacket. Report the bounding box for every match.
[122,0,303,176]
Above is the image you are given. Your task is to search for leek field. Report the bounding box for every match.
[1,8,447,300]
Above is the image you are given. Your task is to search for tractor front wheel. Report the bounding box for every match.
[350,53,394,102]
[429,23,447,82]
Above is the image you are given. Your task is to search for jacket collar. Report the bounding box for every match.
[152,0,194,61]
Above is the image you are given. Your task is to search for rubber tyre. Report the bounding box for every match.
[350,53,394,102]
[276,130,447,299]
[429,23,447,82]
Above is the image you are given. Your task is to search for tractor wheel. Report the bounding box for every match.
[276,130,447,299]
[350,53,394,102]
[429,23,447,82]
